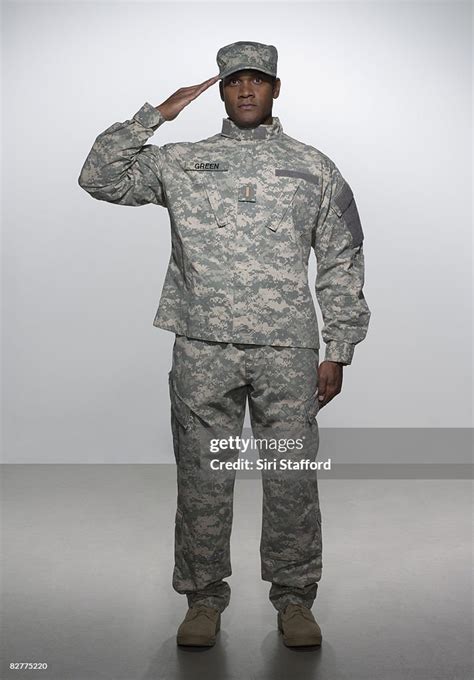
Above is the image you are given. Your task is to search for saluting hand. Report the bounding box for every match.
[156,75,221,121]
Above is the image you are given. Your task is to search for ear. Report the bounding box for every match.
[273,78,281,100]
[219,81,224,102]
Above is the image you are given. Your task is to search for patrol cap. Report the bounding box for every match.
[216,41,278,80]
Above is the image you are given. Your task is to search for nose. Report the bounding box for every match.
[238,82,255,99]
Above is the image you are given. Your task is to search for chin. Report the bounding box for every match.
[234,111,263,127]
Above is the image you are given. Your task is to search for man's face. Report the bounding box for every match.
[219,69,281,128]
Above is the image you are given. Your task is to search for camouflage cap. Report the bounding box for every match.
[217,41,278,80]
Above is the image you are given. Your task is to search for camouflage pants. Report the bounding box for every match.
[168,334,322,613]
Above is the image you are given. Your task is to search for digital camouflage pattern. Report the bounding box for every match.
[169,334,322,613]
[78,101,371,365]
[78,85,371,614]
[216,40,278,80]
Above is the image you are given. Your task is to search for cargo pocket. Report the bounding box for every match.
[331,180,364,247]
[305,389,320,426]
[168,372,192,429]
[168,372,193,463]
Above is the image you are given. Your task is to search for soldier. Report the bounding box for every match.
[78,41,371,648]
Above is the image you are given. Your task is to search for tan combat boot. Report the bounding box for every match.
[277,603,322,647]
[176,604,221,646]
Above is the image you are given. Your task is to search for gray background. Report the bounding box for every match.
[2,0,473,463]
[1,5,472,680]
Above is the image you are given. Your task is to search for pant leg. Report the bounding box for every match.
[169,335,247,613]
[246,345,322,613]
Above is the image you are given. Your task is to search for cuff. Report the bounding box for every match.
[324,341,354,365]
[132,101,166,131]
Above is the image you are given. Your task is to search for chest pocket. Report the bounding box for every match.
[182,161,234,227]
[265,168,320,232]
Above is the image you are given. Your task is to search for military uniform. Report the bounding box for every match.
[78,40,371,614]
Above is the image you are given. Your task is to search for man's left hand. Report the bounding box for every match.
[317,361,344,408]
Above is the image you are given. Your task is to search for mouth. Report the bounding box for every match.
[238,104,256,110]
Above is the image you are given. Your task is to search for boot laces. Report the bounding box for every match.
[284,604,312,621]
[191,605,219,621]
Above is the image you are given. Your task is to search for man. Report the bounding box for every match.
[78,40,371,648]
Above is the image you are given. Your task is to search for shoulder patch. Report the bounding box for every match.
[332,180,364,247]
[334,181,353,215]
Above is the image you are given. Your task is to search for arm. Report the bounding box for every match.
[312,162,371,367]
[77,75,220,207]
[77,102,168,206]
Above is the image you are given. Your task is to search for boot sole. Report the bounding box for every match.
[277,613,322,647]
[177,613,221,647]
[176,636,217,647]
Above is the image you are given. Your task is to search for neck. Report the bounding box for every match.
[233,114,273,128]
[220,115,282,141]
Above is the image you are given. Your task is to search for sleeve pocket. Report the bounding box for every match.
[331,180,364,248]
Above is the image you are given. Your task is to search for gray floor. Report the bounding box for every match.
[1,465,472,680]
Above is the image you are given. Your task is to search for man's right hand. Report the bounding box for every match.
[156,75,220,121]
[317,361,343,409]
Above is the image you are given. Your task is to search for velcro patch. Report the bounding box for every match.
[333,181,354,214]
[333,180,364,247]
[275,168,320,185]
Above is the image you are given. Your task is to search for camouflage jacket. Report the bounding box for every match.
[78,102,371,364]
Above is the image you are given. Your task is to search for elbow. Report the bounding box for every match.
[77,174,104,201]
[77,170,106,200]
[77,167,93,193]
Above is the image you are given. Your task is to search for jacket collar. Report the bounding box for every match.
[220,116,283,141]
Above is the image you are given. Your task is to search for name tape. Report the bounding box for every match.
[184,161,229,171]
